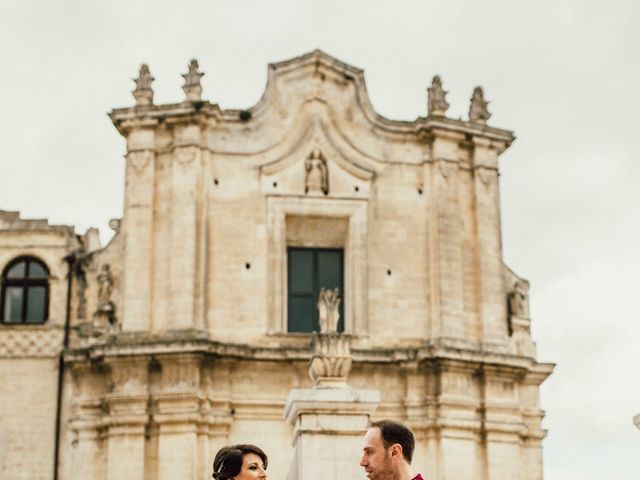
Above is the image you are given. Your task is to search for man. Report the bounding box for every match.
[360,419,424,480]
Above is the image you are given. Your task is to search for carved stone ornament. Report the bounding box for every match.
[438,160,455,181]
[128,151,152,172]
[469,86,491,124]
[477,168,494,186]
[427,75,449,116]
[308,288,352,388]
[305,148,329,195]
[132,63,154,106]
[182,59,204,102]
[108,218,121,232]
[176,147,197,165]
[318,288,341,333]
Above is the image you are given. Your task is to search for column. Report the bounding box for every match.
[122,128,156,331]
[169,133,203,330]
[104,357,150,480]
[428,130,466,342]
[155,354,203,480]
[472,137,508,345]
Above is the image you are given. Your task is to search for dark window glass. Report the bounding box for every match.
[1,257,49,324]
[26,287,47,322]
[287,247,343,333]
[28,262,48,279]
[4,287,23,323]
[7,262,26,279]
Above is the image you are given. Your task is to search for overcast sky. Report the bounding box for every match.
[1,1,639,479]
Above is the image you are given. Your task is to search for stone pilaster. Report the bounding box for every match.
[428,130,466,342]
[436,361,483,480]
[154,354,203,480]
[104,357,150,480]
[169,134,204,330]
[481,365,525,480]
[284,388,379,480]
[122,128,156,331]
[472,137,508,345]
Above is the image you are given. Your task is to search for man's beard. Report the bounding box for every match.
[371,451,395,480]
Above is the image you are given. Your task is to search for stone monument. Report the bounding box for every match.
[284,288,380,480]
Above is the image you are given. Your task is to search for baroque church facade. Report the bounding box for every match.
[0,51,553,480]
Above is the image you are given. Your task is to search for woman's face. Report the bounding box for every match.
[234,452,267,480]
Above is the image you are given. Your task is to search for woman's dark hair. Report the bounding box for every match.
[212,444,268,480]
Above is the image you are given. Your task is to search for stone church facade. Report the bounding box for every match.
[0,51,553,480]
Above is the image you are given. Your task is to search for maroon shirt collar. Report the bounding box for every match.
[411,475,424,480]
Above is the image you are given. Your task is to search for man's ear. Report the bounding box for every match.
[389,443,403,459]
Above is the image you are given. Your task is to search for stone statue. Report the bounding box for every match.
[182,59,204,102]
[97,264,114,308]
[132,64,154,106]
[317,288,341,333]
[469,86,491,124]
[309,288,351,387]
[427,75,449,116]
[508,280,529,318]
[305,149,329,195]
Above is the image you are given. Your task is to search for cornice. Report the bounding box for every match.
[64,334,551,378]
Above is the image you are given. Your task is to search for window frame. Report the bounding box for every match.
[267,196,369,336]
[1,256,50,325]
[287,246,345,333]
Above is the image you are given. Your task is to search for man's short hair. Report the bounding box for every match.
[371,419,415,463]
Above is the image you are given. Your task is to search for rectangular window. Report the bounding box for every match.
[287,247,344,333]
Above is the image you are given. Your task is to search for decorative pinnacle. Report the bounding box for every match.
[469,86,491,124]
[132,64,154,107]
[427,75,449,116]
[182,59,204,102]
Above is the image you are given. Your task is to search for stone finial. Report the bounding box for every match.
[318,288,341,333]
[427,75,449,116]
[132,64,154,106]
[469,86,491,124]
[305,148,329,196]
[182,59,204,102]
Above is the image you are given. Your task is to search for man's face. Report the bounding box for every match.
[360,427,394,480]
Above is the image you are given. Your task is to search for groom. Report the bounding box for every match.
[360,419,424,480]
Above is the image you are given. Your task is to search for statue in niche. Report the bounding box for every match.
[317,287,341,333]
[97,264,114,309]
[132,64,154,106]
[469,86,491,124]
[427,75,449,116]
[305,149,329,195]
[182,59,204,101]
[94,263,116,329]
[508,280,529,319]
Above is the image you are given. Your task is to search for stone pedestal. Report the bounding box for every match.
[284,388,379,480]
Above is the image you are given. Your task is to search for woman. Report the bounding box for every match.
[212,444,268,480]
